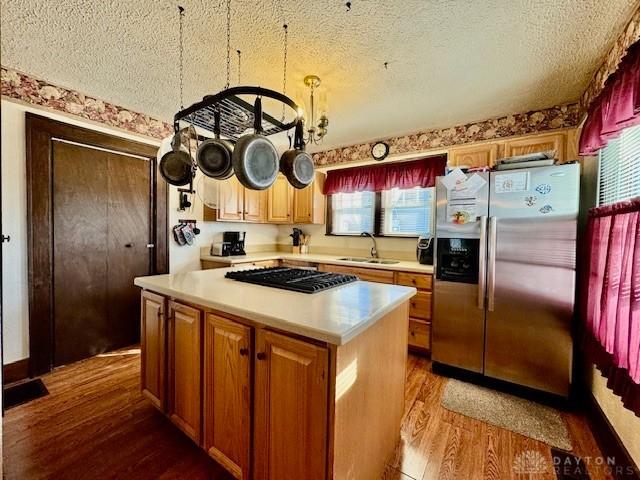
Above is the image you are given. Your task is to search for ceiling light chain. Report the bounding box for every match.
[281,23,288,122]
[178,5,185,109]
[237,49,242,84]
[225,0,231,89]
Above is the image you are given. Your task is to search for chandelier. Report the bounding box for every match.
[301,75,329,145]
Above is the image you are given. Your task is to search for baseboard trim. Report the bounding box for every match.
[584,390,640,479]
[3,358,30,385]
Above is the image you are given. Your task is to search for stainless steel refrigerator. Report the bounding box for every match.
[432,163,579,397]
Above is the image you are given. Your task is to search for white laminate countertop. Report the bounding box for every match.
[200,251,434,274]
[135,268,416,346]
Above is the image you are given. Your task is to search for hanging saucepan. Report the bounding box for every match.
[280,119,315,189]
[159,127,195,186]
[232,97,279,190]
[196,109,234,179]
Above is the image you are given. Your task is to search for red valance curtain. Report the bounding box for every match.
[579,41,640,155]
[582,198,640,416]
[324,156,447,195]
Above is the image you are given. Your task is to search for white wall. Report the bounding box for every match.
[0,98,279,364]
[168,174,279,273]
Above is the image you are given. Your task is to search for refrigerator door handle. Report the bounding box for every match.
[477,216,488,309]
[487,216,497,311]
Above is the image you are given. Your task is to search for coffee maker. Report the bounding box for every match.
[223,231,246,256]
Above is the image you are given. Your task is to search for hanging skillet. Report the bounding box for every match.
[196,110,234,179]
[280,119,315,189]
[159,127,194,186]
[232,97,279,190]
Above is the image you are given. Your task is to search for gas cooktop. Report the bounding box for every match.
[225,267,358,293]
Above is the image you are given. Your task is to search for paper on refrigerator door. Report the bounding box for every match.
[440,168,467,191]
[463,173,486,194]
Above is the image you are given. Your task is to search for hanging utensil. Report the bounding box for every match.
[196,110,234,179]
[159,127,194,186]
[232,97,279,190]
[280,119,315,189]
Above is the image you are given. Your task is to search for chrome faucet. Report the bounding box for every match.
[360,231,379,258]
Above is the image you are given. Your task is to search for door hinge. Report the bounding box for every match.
[1,235,10,243]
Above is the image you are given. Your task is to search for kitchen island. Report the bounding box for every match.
[134,267,415,480]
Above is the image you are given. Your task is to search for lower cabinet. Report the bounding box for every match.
[167,301,202,444]
[141,293,329,480]
[141,291,166,410]
[203,313,251,480]
[253,330,328,480]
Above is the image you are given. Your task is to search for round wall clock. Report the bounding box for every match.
[371,141,389,161]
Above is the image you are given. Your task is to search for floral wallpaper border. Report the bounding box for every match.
[1,67,173,140]
[580,4,640,114]
[312,103,580,166]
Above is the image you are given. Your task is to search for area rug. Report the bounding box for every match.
[441,378,572,451]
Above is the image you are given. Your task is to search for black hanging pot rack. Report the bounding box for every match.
[173,86,301,141]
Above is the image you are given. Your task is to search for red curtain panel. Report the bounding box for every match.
[579,41,640,155]
[582,198,640,416]
[324,155,447,195]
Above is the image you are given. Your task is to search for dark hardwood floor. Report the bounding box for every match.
[4,349,610,480]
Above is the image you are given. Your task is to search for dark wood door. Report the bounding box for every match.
[52,140,151,366]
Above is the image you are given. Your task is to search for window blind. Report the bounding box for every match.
[330,191,375,235]
[598,124,640,206]
[381,187,433,237]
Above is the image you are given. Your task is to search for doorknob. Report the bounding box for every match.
[125,243,134,248]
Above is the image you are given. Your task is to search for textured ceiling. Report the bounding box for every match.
[1,0,638,151]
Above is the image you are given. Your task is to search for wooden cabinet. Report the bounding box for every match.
[203,314,251,480]
[168,301,202,444]
[409,291,432,321]
[141,291,166,410]
[293,173,325,224]
[254,330,328,480]
[318,265,433,353]
[204,172,326,225]
[206,176,267,223]
[448,143,498,168]
[408,318,430,351]
[217,176,244,221]
[318,263,395,284]
[503,132,565,162]
[267,174,293,223]
[395,271,433,290]
[243,187,266,223]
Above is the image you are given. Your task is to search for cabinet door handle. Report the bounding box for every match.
[239,347,249,356]
[256,352,266,360]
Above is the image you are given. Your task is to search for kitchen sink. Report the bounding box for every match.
[337,257,400,265]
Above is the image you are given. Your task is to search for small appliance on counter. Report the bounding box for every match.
[223,231,246,256]
[416,236,433,265]
[210,242,233,257]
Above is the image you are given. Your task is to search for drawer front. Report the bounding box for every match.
[408,319,431,350]
[318,264,395,284]
[250,260,280,267]
[395,272,432,290]
[409,291,432,320]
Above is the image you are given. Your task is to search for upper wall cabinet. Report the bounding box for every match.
[204,173,325,225]
[203,176,267,223]
[502,132,566,162]
[267,174,293,223]
[293,173,325,224]
[448,144,498,168]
